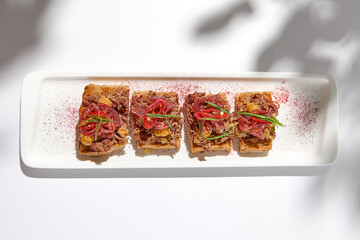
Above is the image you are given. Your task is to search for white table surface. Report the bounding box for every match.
[1,0,359,239]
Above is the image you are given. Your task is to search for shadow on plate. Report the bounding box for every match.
[20,157,330,178]
[76,148,126,165]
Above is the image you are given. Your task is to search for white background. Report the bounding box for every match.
[1,0,359,239]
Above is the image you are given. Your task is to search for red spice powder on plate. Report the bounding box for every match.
[161,82,202,103]
[274,86,289,104]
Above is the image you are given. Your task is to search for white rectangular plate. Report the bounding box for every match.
[20,72,338,170]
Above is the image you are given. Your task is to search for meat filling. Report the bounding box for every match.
[131,91,183,147]
[184,92,234,151]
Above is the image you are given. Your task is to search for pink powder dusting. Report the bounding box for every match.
[274,86,289,103]
[52,103,78,129]
[162,82,202,103]
[283,88,320,143]
[54,105,77,131]
[41,96,79,150]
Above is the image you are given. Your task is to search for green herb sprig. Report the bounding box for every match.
[200,120,204,140]
[205,101,231,115]
[94,118,101,141]
[146,113,181,130]
[200,118,224,121]
[79,118,97,126]
[80,115,114,126]
[206,131,234,141]
[86,114,114,123]
[165,119,172,130]
[80,114,114,141]
[236,112,284,127]
[200,123,237,141]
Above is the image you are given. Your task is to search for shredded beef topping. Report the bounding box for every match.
[131,91,183,147]
[79,103,121,139]
[184,92,234,150]
[235,93,279,140]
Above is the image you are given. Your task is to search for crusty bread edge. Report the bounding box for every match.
[132,91,177,98]
[235,91,273,102]
[239,140,272,153]
[83,84,130,97]
[191,139,232,153]
[78,141,127,156]
[235,91,274,153]
[80,84,130,116]
[137,138,181,150]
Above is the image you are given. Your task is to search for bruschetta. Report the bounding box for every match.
[131,91,183,150]
[77,84,129,156]
[234,91,282,153]
[184,92,234,153]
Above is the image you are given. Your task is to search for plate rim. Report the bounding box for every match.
[20,71,339,170]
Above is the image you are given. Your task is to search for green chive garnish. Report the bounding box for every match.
[206,131,234,140]
[236,112,284,127]
[166,119,172,130]
[272,114,280,123]
[200,120,204,140]
[79,118,98,126]
[201,123,237,141]
[86,115,114,123]
[94,113,101,141]
[205,101,231,115]
[200,118,224,121]
[80,114,114,141]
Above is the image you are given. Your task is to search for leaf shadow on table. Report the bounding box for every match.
[256,0,360,76]
[193,0,253,38]
[252,0,360,223]
[190,0,360,221]
[0,0,50,76]
[0,0,50,160]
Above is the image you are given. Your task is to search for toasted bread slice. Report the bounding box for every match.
[137,138,181,150]
[77,84,129,156]
[190,139,232,153]
[131,91,182,150]
[184,92,233,153]
[78,142,126,156]
[235,91,276,153]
